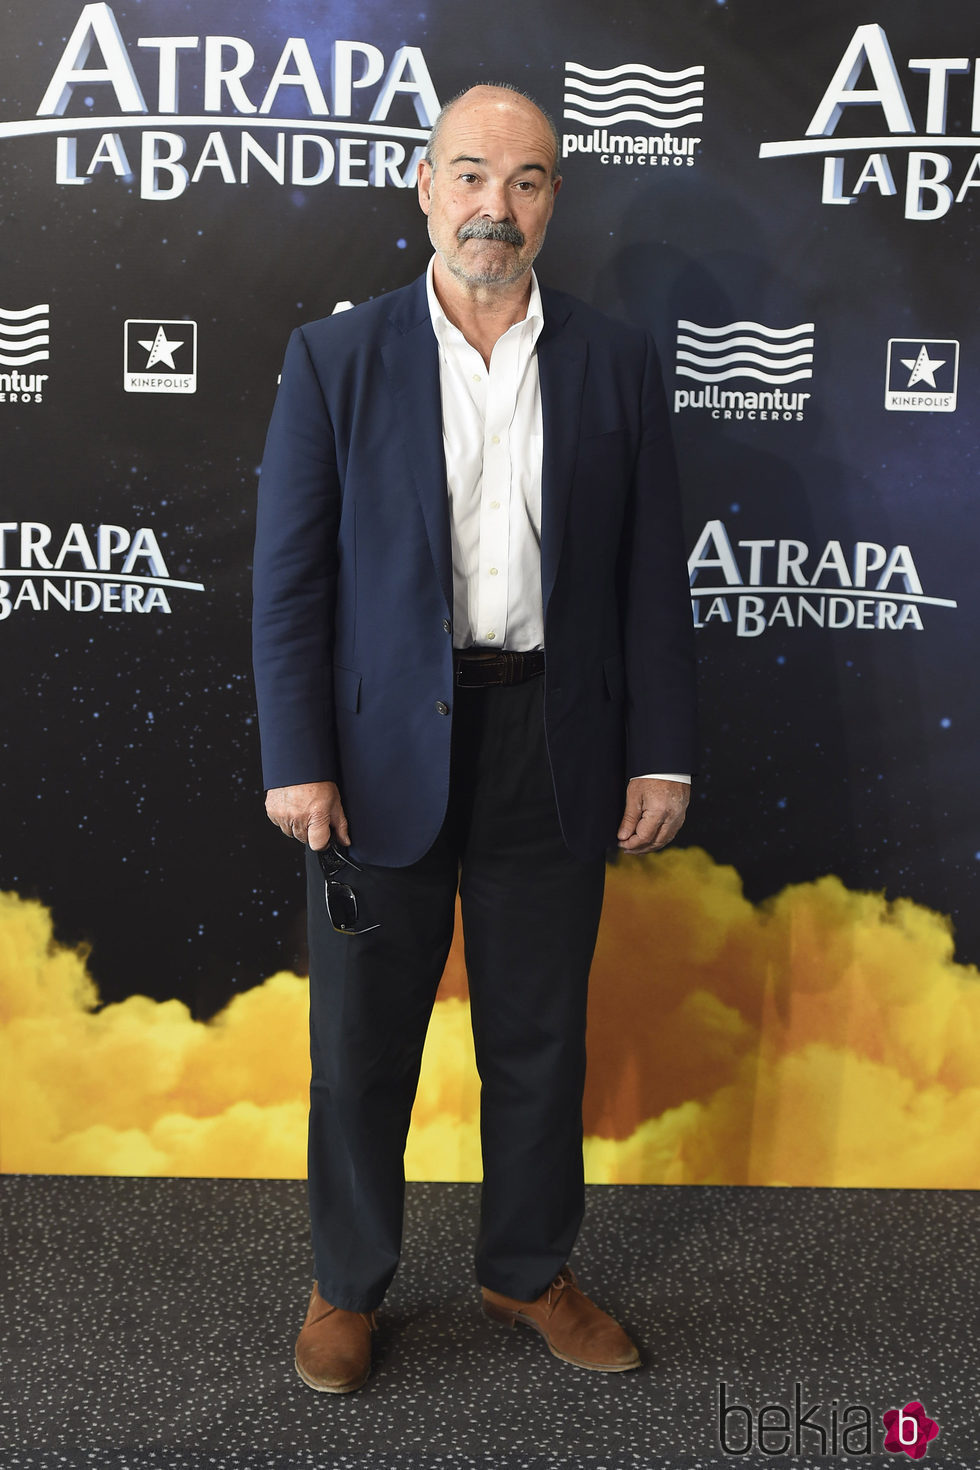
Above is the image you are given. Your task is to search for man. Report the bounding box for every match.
[253,83,697,1393]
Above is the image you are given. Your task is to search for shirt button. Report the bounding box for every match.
[489,567,498,576]
[442,619,452,633]
[485,631,496,641]
[491,434,500,445]
[472,373,481,382]
[435,700,450,715]
[489,500,500,510]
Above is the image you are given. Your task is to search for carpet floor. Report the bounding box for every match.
[1,1177,974,1468]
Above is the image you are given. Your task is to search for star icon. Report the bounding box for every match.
[138,325,183,370]
[900,344,945,388]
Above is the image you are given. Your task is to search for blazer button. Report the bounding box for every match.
[442,619,452,634]
[435,701,450,715]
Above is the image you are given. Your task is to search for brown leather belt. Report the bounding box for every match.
[453,648,545,688]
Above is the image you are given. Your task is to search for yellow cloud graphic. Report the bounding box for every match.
[2,847,979,1185]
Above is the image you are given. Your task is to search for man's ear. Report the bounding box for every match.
[417,159,433,216]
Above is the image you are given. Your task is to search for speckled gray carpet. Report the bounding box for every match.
[1,1178,976,1468]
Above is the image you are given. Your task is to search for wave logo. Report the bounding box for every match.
[563,60,704,129]
[0,304,50,366]
[561,61,703,169]
[674,320,814,423]
[0,304,50,405]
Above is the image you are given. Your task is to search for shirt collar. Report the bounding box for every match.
[425,255,544,351]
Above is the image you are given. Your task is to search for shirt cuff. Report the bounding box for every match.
[630,773,691,784]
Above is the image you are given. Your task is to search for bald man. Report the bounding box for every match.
[253,83,697,1392]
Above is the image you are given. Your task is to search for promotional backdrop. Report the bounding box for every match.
[2,0,978,1185]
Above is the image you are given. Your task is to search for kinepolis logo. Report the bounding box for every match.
[885,338,959,412]
[561,59,703,169]
[124,320,197,394]
[0,522,205,618]
[0,2,439,201]
[689,521,957,637]
[0,304,50,405]
[759,23,980,220]
[673,319,813,423]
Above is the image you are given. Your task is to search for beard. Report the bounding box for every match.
[437,217,538,287]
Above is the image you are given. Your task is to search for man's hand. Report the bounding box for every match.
[616,777,690,855]
[265,781,350,850]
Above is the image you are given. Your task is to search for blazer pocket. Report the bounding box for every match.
[333,664,362,713]
[602,653,625,702]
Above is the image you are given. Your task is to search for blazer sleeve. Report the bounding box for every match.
[619,332,698,777]
[251,327,342,790]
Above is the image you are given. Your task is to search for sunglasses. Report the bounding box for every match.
[316,843,380,936]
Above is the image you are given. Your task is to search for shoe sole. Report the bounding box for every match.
[482,1300,641,1372]
[294,1352,370,1393]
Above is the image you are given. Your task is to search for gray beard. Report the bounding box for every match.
[445,252,528,287]
[441,222,535,287]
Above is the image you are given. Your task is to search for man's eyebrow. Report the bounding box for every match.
[448,154,549,175]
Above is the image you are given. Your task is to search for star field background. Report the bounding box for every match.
[1,0,977,1013]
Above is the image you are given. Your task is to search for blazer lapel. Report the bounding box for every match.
[382,279,454,617]
[537,297,588,617]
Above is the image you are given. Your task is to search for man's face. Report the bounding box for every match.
[418,88,561,290]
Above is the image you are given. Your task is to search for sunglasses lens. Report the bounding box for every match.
[325,880,358,932]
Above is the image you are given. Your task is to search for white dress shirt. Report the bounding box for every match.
[425,257,689,787]
[426,255,545,653]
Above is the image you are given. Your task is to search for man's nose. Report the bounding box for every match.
[479,181,512,220]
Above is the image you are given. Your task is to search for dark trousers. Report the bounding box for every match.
[304,672,607,1312]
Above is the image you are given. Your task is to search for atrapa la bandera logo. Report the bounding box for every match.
[758,22,980,220]
[688,520,957,638]
[561,59,703,168]
[0,520,205,618]
[673,319,814,422]
[0,1,440,200]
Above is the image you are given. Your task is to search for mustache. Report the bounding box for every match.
[457,219,525,247]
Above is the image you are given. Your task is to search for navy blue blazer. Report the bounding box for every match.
[252,273,696,864]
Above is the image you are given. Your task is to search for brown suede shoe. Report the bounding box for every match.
[482,1266,641,1372]
[294,1282,376,1393]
